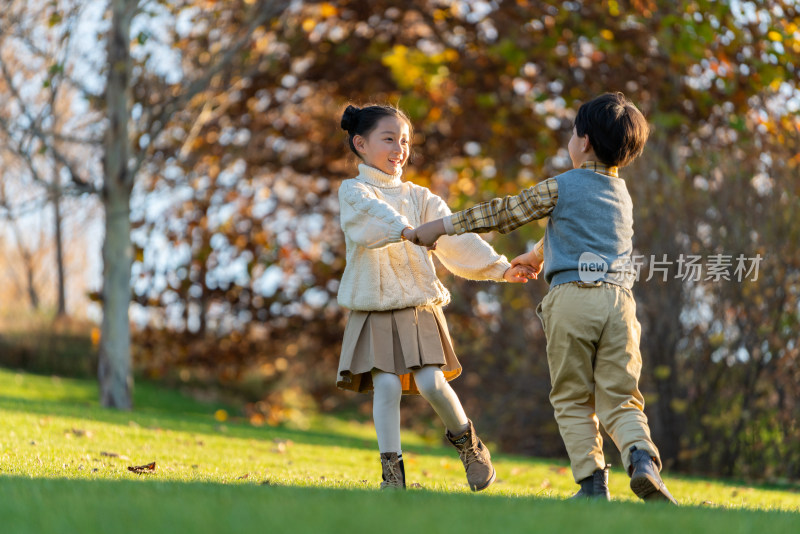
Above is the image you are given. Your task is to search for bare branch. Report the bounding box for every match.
[0,50,98,194]
[9,26,102,100]
[0,172,49,219]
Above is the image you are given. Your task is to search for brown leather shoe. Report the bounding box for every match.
[446,420,496,491]
[379,452,405,489]
[570,466,610,501]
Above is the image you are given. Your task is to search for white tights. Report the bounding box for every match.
[372,366,469,454]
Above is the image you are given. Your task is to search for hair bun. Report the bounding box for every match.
[341,105,361,132]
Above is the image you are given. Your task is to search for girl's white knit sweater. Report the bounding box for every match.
[337,164,511,311]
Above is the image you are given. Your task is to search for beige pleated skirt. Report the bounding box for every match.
[337,305,461,395]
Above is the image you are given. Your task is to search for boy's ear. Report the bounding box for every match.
[353,134,366,154]
[580,134,592,153]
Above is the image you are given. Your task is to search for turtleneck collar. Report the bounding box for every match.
[357,163,403,188]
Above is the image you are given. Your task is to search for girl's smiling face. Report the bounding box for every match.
[354,116,410,175]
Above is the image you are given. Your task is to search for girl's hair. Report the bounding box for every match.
[340,104,413,158]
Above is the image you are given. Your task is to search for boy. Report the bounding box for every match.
[409,92,677,503]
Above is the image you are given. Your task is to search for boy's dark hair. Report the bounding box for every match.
[340,104,413,158]
[574,92,650,168]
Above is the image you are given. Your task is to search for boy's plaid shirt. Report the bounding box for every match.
[448,162,618,235]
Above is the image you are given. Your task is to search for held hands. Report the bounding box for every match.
[503,264,536,283]
[510,249,544,279]
[405,219,446,248]
[409,219,447,247]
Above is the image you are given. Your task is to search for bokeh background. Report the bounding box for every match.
[1,0,798,481]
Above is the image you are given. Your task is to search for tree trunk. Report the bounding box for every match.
[10,219,40,310]
[98,0,135,409]
[53,183,66,317]
[25,258,40,310]
[98,190,133,409]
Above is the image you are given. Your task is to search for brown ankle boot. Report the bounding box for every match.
[446,420,496,491]
[379,452,405,489]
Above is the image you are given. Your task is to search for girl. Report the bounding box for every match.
[336,104,532,490]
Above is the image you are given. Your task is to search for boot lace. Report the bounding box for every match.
[457,440,485,468]
[381,458,402,488]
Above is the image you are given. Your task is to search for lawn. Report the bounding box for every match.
[1,368,799,533]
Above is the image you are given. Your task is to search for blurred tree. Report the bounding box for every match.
[0,0,97,317]
[98,0,290,409]
[0,178,46,310]
[1,0,290,408]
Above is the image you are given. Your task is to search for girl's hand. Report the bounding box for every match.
[510,250,543,279]
[503,264,536,283]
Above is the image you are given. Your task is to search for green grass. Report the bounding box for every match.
[1,368,799,534]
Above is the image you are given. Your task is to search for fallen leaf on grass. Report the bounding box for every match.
[127,461,156,474]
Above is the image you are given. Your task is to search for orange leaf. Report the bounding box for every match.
[127,461,156,473]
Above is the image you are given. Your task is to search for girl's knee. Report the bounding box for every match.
[414,367,447,399]
[373,371,402,398]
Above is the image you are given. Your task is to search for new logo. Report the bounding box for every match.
[578,252,608,282]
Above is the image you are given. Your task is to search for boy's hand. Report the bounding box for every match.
[403,227,437,250]
[503,264,536,283]
[412,219,446,247]
[511,249,543,279]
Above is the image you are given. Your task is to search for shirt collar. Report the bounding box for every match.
[357,163,403,188]
[580,161,619,178]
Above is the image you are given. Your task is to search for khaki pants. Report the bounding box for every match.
[537,282,661,482]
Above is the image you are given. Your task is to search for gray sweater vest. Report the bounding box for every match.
[543,168,636,289]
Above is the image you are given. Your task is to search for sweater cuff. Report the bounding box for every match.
[443,215,457,235]
[389,218,411,242]
[489,258,512,281]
